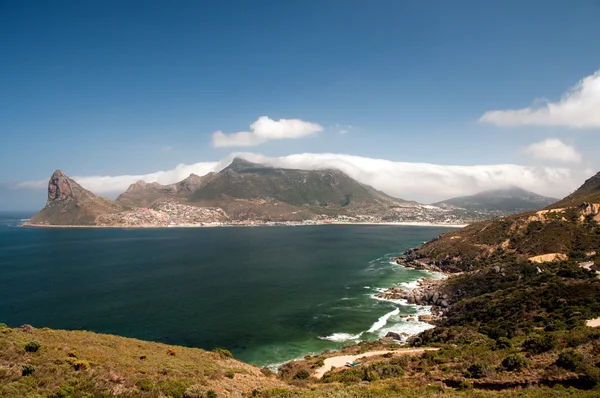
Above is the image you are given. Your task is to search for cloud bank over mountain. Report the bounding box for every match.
[480,69,600,128]
[521,139,582,164]
[15,153,589,204]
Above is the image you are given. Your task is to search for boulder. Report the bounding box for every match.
[385,331,403,340]
[418,315,434,323]
[19,324,35,333]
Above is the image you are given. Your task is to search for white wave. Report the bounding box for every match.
[19,218,30,221]
[319,332,363,342]
[399,280,420,290]
[367,308,399,333]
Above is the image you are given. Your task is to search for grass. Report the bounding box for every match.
[0,325,285,397]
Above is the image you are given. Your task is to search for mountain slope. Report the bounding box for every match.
[550,170,600,209]
[115,173,214,208]
[405,173,600,273]
[27,170,124,226]
[187,158,410,220]
[434,187,556,213]
[189,158,407,213]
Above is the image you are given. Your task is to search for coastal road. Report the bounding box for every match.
[313,348,439,378]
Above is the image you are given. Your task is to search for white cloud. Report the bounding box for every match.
[521,138,582,164]
[212,116,323,147]
[339,129,348,134]
[16,153,589,203]
[15,161,220,196]
[480,69,600,128]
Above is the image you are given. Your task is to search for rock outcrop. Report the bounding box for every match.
[27,170,124,225]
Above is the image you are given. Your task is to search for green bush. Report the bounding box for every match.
[466,363,492,379]
[160,379,193,397]
[501,354,528,371]
[184,385,218,398]
[522,333,557,354]
[225,369,235,379]
[457,380,472,390]
[556,350,583,371]
[136,378,154,392]
[24,341,41,353]
[21,364,36,376]
[293,370,309,380]
[54,386,75,398]
[212,348,233,359]
[494,337,512,350]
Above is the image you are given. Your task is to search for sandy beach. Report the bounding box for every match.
[313,348,439,378]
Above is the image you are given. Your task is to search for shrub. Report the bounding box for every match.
[136,378,154,392]
[260,367,274,377]
[67,350,78,358]
[457,380,472,390]
[213,348,233,359]
[494,337,512,350]
[21,364,36,376]
[315,357,325,367]
[293,370,310,380]
[72,360,90,371]
[24,341,41,353]
[160,379,193,397]
[184,385,218,398]
[167,348,177,356]
[522,333,557,354]
[54,386,75,398]
[466,363,492,379]
[225,369,235,379]
[556,350,583,371]
[501,354,528,371]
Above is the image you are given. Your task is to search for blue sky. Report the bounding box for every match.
[2,1,600,210]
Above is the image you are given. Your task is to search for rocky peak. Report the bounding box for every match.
[47,169,74,205]
[223,157,265,173]
[179,173,203,192]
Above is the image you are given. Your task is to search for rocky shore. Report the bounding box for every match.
[374,276,451,324]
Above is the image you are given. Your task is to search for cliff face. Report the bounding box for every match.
[27,170,124,226]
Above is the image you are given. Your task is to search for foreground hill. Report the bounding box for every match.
[434,187,556,214]
[0,323,286,397]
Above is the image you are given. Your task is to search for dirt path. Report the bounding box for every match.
[313,348,439,378]
[587,318,600,327]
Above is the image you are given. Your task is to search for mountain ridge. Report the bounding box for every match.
[433,186,557,213]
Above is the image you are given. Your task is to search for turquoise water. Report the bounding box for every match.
[0,212,452,366]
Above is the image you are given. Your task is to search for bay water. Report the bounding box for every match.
[0,212,453,366]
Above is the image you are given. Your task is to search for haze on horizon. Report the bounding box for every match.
[1,1,600,211]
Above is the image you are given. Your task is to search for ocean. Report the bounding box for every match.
[0,212,454,367]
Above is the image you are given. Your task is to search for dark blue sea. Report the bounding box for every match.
[0,212,452,366]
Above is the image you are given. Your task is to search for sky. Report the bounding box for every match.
[1,0,600,210]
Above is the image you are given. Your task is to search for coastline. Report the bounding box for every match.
[21,221,467,229]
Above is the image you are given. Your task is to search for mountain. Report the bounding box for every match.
[26,170,123,225]
[434,187,557,213]
[186,157,412,221]
[550,170,600,209]
[27,159,420,226]
[115,173,211,208]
